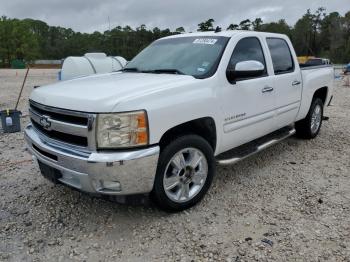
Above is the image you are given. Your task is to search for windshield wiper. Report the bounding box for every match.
[121,68,186,75]
[121,67,140,72]
[143,69,186,75]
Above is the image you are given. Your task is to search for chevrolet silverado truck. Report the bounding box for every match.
[25,31,334,211]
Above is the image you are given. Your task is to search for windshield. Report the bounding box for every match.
[124,36,229,79]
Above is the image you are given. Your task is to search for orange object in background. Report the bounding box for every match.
[297,56,315,64]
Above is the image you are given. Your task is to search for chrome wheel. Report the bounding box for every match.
[163,148,208,203]
[311,104,322,134]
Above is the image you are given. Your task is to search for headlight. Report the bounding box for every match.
[97,111,148,148]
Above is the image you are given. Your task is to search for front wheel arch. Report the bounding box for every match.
[158,117,217,152]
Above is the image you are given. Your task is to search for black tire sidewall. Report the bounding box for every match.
[151,135,215,212]
[307,98,324,138]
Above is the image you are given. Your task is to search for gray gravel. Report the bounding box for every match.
[0,69,350,261]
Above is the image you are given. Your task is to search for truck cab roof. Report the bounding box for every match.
[163,30,288,39]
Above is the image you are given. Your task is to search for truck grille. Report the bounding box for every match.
[29,100,94,149]
[30,102,88,125]
[31,121,88,147]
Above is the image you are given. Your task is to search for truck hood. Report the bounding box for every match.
[30,72,195,112]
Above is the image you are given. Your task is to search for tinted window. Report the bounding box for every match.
[267,38,294,74]
[229,37,267,77]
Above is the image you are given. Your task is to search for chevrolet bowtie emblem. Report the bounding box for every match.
[39,116,51,130]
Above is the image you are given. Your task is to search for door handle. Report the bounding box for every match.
[292,80,301,86]
[262,86,274,93]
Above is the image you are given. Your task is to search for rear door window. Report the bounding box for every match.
[266,38,294,74]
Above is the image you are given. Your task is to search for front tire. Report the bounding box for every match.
[295,98,324,139]
[151,135,215,212]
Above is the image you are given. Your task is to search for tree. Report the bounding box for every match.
[197,19,215,31]
[175,27,185,34]
[252,18,263,31]
[136,24,147,31]
[319,12,346,62]
[239,19,251,30]
[293,9,315,55]
[260,19,291,37]
[344,11,350,62]
[1,8,350,66]
[0,16,39,66]
[227,24,239,30]
[23,18,50,58]
[311,7,326,55]
[293,8,326,56]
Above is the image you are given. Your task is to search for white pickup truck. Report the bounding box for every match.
[25,31,334,211]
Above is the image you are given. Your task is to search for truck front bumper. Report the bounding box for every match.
[24,124,160,195]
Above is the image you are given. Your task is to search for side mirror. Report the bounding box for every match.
[227,60,265,82]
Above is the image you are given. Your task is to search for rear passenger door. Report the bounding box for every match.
[266,38,302,128]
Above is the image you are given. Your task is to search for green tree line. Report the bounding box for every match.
[0,8,349,67]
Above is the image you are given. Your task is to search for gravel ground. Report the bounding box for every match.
[0,69,350,262]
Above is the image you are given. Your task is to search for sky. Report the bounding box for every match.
[0,0,349,32]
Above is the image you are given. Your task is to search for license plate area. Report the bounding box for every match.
[38,161,62,183]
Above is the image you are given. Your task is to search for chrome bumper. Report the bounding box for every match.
[24,124,160,195]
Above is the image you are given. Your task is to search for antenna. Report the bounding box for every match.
[108,16,111,31]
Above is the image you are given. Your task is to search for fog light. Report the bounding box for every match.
[92,180,122,192]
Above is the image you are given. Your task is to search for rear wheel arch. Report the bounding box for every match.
[312,86,328,105]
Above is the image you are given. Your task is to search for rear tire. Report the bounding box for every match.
[295,98,324,139]
[151,135,215,212]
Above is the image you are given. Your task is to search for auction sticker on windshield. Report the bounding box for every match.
[193,38,218,45]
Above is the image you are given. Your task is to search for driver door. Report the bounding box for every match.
[219,37,276,153]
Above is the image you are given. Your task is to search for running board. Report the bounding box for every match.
[216,126,296,165]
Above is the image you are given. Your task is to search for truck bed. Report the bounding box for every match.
[299,64,333,70]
